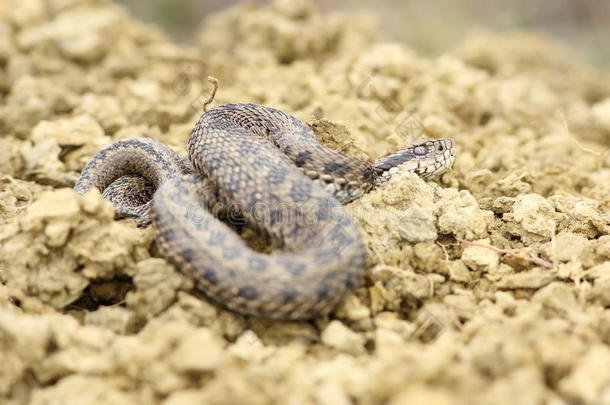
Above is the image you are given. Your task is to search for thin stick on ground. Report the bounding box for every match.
[557,110,605,169]
[436,241,450,262]
[202,76,219,112]
[455,238,554,270]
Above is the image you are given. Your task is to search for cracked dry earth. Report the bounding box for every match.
[1,0,610,404]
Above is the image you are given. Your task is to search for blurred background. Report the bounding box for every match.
[116,0,610,69]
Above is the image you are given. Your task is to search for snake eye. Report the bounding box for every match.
[413,146,427,156]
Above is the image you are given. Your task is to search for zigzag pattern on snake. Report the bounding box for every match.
[74,103,455,320]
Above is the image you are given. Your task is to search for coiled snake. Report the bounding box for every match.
[74,103,455,320]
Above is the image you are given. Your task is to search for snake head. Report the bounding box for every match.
[373,138,455,187]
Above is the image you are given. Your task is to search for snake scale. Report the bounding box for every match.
[74,103,455,320]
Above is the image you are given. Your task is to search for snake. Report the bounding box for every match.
[74,103,455,320]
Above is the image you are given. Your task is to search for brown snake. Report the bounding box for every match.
[74,103,455,320]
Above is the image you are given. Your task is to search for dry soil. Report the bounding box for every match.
[1,1,610,404]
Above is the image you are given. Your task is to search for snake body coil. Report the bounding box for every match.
[75,103,455,319]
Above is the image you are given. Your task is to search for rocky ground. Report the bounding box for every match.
[1,0,609,404]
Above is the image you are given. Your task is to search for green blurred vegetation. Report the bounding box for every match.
[116,0,610,69]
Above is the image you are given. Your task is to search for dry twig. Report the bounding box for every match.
[557,110,605,169]
[202,76,219,112]
[456,237,554,269]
